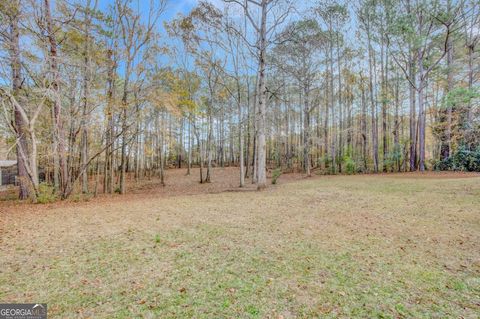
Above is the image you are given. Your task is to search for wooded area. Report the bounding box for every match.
[0,0,478,202]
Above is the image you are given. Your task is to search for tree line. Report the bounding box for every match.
[0,0,478,201]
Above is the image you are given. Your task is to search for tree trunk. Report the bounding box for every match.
[394,73,400,171]
[367,26,379,173]
[303,85,311,176]
[440,0,453,160]
[255,0,268,190]
[238,101,245,187]
[9,4,30,199]
[205,104,213,183]
[329,28,337,173]
[104,48,116,194]
[119,61,131,194]
[360,77,368,171]
[45,0,68,197]
[417,48,426,172]
[187,114,192,175]
[80,2,92,194]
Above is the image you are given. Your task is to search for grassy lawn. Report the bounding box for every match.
[1,173,479,318]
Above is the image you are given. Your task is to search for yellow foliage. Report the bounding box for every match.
[148,90,181,116]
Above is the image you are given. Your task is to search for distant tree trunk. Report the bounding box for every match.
[133,91,141,180]
[417,47,426,172]
[329,29,336,173]
[178,118,183,169]
[324,83,329,169]
[187,114,192,175]
[194,125,204,183]
[104,49,116,194]
[466,42,474,137]
[233,63,245,186]
[360,76,368,171]
[251,80,258,184]
[219,107,224,168]
[205,104,213,183]
[408,52,417,171]
[336,32,343,173]
[159,112,166,186]
[94,156,99,197]
[303,85,311,176]
[286,88,292,169]
[381,38,389,172]
[119,66,130,194]
[393,72,400,171]
[405,0,417,172]
[441,3,453,160]
[244,84,251,179]
[238,101,245,187]
[367,25,379,172]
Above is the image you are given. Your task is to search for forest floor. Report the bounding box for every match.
[0,168,479,318]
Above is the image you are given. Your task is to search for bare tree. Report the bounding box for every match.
[43,0,69,196]
[115,0,165,194]
[225,0,292,189]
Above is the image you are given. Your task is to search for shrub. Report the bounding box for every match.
[271,168,282,184]
[36,183,57,204]
[342,155,356,175]
[384,146,403,172]
[434,145,480,172]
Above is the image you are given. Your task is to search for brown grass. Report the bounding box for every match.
[0,168,479,318]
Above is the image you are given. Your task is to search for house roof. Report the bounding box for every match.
[0,160,17,167]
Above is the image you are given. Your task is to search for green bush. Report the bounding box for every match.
[342,155,356,175]
[383,146,403,172]
[36,183,58,204]
[434,145,480,172]
[271,168,282,184]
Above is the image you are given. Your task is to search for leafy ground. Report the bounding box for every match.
[0,169,479,318]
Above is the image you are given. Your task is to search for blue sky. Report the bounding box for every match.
[94,0,318,39]
[159,0,199,20]
[95,0,198,23]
